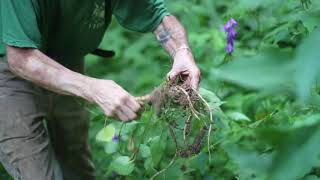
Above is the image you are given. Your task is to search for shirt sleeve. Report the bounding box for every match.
[112,0,170,33]
[1,0,41,49]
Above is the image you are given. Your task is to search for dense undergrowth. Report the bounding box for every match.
[1,0,320,179]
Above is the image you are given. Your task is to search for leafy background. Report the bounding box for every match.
[1,0,320,179]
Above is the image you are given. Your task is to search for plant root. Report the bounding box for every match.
[136,81,214,158]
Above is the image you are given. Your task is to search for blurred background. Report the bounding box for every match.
[1,0,320,179]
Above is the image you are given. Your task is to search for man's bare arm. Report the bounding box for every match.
[153,16,190,58]
[7,47,91,97]
[153,15,200,89]
[6,46,140,121]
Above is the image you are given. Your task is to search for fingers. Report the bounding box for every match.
[168,69,201,90]
[113,95,141,122]
[167,69,179,82]
[120,105,138,121]
[190,70,201,90]
[115,110,130,122]
[126,96,141,112]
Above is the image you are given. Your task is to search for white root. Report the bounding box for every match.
[177,86,207,127]
[193,89,214,162]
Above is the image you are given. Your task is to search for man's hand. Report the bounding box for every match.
[168,49,201,90]
[153,16,201,89]
[7,46,141,122]
[88,79,141,121]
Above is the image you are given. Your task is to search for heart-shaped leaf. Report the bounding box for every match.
[96,124,116,143]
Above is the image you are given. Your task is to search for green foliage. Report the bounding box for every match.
[109,156,135,176]
[2,0,320,179]
[84,0,320,179]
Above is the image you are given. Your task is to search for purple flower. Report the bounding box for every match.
[224,18,237,32]
[223,18,238,54]
[112,135,120,142]
[226,43,234,54]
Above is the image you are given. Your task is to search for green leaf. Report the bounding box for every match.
[150,136,162,166]
[144,158,155,174]
[199,88,223,112]
[150,135,167,167]
[258,115,320,180]
[295,30,320,101]
[109,156,135,176]
[212,47,294,90]
[225,144,272,179]
[139,144,151,158]
[104,141,119,154]
[96,124,116,143]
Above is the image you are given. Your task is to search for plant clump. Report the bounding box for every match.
[137,81,219,158]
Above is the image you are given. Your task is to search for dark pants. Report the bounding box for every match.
[0,58,95,180]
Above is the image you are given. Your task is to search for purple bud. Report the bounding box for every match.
[226,43,234,54]
[227,34,235,43]
[112,135,120,142]
[224,18,238,31]
[224,18,238,54]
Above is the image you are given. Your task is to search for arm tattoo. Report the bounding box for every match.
[154,16,190,58]
[156,27,173,44]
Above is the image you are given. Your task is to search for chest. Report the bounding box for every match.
[60,0,110,29]
[41,0,114,58]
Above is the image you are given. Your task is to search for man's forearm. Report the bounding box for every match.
[6,46,93,101]
[153,15,200,89]
[153,15,191,58]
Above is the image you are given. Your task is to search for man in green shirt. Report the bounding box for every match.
[0,0,201,179]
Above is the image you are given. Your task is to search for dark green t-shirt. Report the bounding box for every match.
[0,0,169,61]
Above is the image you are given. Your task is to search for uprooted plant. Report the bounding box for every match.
[136,81,218,158]
[95,80,222,178]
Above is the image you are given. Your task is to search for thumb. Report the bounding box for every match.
[167,69,179,82]
[190,74,200,90]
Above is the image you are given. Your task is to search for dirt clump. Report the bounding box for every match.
[146,82,199,115]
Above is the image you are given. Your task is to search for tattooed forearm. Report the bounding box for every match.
[154,16,191,58]
[157,28,172,44]
[153,16,200,90]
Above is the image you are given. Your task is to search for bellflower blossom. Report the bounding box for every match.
[223,18,238,54]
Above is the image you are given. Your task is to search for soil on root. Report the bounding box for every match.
[138,82,211,158]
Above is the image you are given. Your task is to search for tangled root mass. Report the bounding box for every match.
[140,81,212,158]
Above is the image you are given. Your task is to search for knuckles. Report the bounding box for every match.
[119,94,130,103]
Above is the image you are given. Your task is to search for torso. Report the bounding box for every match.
[38,0,114,62]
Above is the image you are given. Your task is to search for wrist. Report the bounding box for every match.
[76,76,96,103]
[172,48,195,64]
[170,45,191,59]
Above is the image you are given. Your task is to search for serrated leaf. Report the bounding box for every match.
[199,88,223,112]
[96,125,116,143]
[110,156,135,176]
